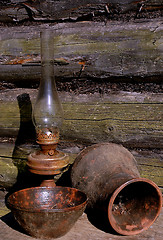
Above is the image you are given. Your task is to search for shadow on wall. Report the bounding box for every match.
[11,93,41,192]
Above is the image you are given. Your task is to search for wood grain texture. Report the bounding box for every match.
[0,89,162,148]
[0,0,162,22]
[0,20,162,79]
[0,141,162,192]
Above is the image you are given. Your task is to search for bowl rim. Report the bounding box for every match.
[7,186,88,213]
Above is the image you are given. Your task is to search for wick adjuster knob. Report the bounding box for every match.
[48,150,55,156]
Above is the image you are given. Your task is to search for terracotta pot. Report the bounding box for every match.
[71,143,162,235]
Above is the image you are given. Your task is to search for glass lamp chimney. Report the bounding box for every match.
[33,30,63,145]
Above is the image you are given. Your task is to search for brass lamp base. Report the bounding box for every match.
[27,128,69,187]
[27,144,69,187]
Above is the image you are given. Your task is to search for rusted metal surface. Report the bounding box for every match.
[71,142,162,235]
[27,132,69,186]
[7,186,87,239]
[36,128,60,146]
[40,179,56,187]
[27,126,69,188]
[27,148,69,175]
[0,210,163,240]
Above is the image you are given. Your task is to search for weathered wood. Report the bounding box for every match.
[0,0,162,22]
[0,156,18,189]
[0,20,163,79]
[132,149,163,188]
[0,142,162,191]
[0,89,162,148]
[0,141,76,189]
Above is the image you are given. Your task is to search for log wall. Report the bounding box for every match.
[0,2,162,191]
[0,20,163,80]
[0,0,162,22]
[0,89,163,149]
[0,88,163,190]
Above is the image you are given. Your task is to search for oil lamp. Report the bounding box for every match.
[7,31,87,239]
[27,29,69,187]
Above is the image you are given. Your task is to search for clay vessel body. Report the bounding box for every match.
[71,143,162,235]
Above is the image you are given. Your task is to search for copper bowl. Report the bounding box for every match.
[7,186,87,239]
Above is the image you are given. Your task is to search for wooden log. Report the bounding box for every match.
[0,20,163,79]
[0,141,162,191]
[0,89,162,149]
[0,156,18,189]
[0,141,76,189]
[132,149,163,189]
[0,0,162,22]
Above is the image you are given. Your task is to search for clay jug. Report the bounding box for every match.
[71,143,162,235]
